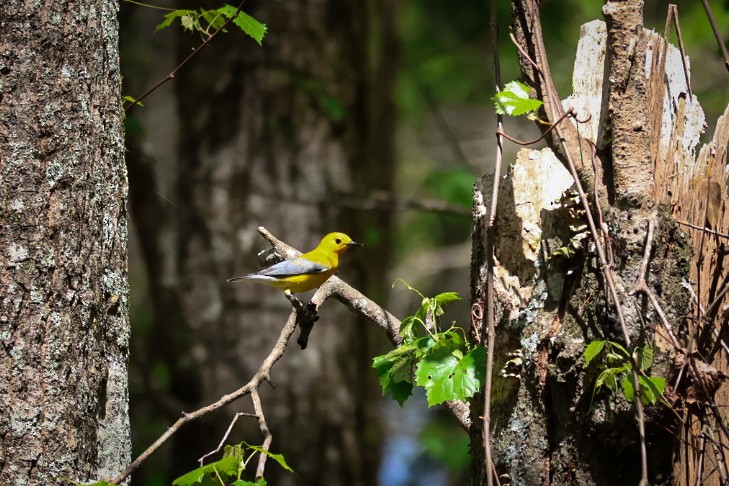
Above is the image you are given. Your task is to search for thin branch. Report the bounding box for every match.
[109,302,299,485]
[198,412,258,465]
[699,0,729,74]
[123,0,246,111]
[631,218,682,349]
[664,5,693,98]
[677,220,729,240]
[251,389,272,480]
[495,108,577,147]
[422,87,481,174]
[483,0,506,484]
[109,227,468,484]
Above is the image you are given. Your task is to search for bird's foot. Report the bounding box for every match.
[284,292,319,350]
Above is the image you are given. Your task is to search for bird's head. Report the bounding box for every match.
[319,232,362,255]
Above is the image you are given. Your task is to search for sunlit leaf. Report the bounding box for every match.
[172,456,241,486]
[415,345,486,406]
[244,444,295,473]
[583,340,606,366]
[218,5,268,45]
[493,81,543,116]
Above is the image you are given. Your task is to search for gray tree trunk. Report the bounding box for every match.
[0,1,130,484]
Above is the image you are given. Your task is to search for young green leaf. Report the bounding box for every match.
[493,81,543,116]
[156,10,196,32]
[635,346,654,371]
[218,5,268,45]
[434,292,461,307]
[172,456,241,486]
[373,352,415,406]
[415,346,486,406]
[621,374,634,402]
[399,315,418,341]
[638,375,666,405]
[244,444,294,473]
[583,340,606,366]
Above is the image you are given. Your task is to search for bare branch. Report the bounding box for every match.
[251,389,272,480]
[198,412,258,466]
[124,1,248,111]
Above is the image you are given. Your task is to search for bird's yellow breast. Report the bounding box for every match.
[268,270,335,293]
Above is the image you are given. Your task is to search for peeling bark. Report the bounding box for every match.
[472,4,710,482]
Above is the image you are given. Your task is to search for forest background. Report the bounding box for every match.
[118,0,728,485]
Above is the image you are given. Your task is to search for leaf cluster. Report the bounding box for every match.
[155,4,267,45]
[583,340,666,406]
[171,442,293,486]
[373,282,486,407]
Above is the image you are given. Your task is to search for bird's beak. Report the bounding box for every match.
[347,241,363,247]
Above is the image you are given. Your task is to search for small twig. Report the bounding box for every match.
[422,87,480,174]
[496,108,577,147]
[109,302,299,485]
[631,219,683,349]
[664,5,693,98]
[251,389,272,480]
[688,356,729,444]
[198,412,258,465]
[482,1,506,484]
[704,421,729,483]
[699,0,729,74]
[124,0,246,111]
[677,220,729,240]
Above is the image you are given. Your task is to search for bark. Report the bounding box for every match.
[471,3,711,483]
[122,0,397,484]
[0,1,130,484]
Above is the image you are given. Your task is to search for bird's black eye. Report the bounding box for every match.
[335,238,342,244]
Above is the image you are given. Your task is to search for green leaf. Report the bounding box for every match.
[636,346,654,371]
[232,479,266,486]
[595,368,618,392]
[244,444,294,473]
[416,345,486,406]
[391,355,415,384]
[413,335,437,358]
[638,375,666,405]
[608,341,630,358]
[492,81,543,116]
[583,340,606,366]
[621,374,634,401]
[218,5,268,45]
[200,9,226,31]
[172,456,241,486]
[399,315,418,341]
[122,95,144,107]
[434,292,461,307]
[155,9,196,32]
[373,351,415,406]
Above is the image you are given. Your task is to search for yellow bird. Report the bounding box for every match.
[228,232,362,293]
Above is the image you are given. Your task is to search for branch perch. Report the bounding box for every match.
[109,226,469,484]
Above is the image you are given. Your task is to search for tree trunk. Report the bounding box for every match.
[122,0,398,483]
[0,1,130,484]
[470,1,719,483]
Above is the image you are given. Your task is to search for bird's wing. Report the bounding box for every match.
[256,257,330,278]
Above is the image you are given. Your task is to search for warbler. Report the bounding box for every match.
[228,232,362,293]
